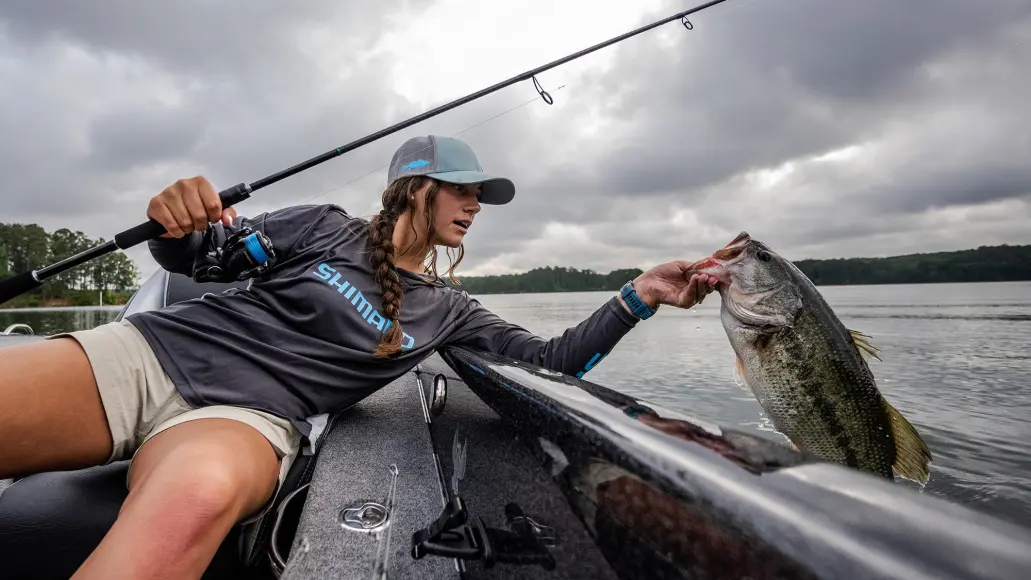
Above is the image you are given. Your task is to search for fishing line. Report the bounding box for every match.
[297,0,762,210]
[0,0,736,305]
[295,84,568,207]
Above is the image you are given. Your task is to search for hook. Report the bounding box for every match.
[681,16,693,30]
[532,76,554,105]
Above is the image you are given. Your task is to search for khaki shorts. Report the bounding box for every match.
[48,319,302,524]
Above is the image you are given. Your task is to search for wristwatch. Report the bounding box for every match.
[620,280,658,320]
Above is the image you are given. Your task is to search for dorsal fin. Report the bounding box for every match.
[883,398,933,484]
[848,328,882,361]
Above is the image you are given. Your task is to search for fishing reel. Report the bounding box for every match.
[196,226,277,284]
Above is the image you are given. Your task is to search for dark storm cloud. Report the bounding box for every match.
[86,102,207,171]
[0,0,426,224]
[544,0,1031,203]
[887,159,1031,214]
[0,0,407,79]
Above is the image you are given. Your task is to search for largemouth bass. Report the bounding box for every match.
[689,232,932,483]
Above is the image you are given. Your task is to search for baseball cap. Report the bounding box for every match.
[387,135,516,205]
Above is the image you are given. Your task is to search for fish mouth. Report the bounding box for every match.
[686,232,752,285]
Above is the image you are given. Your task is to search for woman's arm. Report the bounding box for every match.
[445,294,640,378]
[143,176,342,279]
[444,264,718,378]
[147,205,333,279]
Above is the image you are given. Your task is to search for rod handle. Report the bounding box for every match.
[113,183,251,250]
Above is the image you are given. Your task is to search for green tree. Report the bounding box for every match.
[47,228,92,295]
[95,248,139,292]
[0,221,140,307]
[0,241,9,280]
[0,223,49,276]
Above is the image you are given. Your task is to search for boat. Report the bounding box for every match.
[2,268,1031,580]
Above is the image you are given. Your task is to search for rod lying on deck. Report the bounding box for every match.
[0,0,732,306]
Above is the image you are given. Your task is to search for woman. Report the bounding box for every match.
[0,135,718,579]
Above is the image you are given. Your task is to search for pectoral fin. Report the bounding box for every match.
[849,328,882,361]
[733,356,749,391]
[883,398,933,484]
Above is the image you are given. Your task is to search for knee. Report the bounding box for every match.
[126,446,275,530]
[172,464,249,524]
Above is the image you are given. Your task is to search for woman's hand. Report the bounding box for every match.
[629,261,720,311]
[148,176,238,239]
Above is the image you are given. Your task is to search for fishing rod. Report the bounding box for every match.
[0,0,733,306]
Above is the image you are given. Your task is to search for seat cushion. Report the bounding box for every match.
[0,461,253,579]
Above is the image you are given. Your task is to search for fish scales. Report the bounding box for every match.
[750,308,895,478]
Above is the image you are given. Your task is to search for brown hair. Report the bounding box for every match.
[368,176,466,358]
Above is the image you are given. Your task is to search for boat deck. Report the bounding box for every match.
[280,362,456,579]
[281,354,623,579]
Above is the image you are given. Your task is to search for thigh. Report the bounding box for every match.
[0,337,112,479]
[72,418,282,580]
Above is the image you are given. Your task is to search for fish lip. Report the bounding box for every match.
[712,231,751,261]
[723,231,751,248]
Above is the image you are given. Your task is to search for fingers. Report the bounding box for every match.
[196,177,224,223]
[690,275,706,305]
[221,207,238,227]
[680,274,718,307]
[181,185,211,234]
[146,176,219,239]
[149,201,184,239]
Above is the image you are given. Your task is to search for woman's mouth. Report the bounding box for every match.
[452,219,471,233]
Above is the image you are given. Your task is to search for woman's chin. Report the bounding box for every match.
[435,234,465,248]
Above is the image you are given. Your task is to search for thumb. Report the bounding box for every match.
[673,258,711,274]
[221,207,238,226]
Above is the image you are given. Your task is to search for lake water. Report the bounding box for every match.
[2,281,1030,530]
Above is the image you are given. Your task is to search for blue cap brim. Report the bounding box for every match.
[427,170,515,205]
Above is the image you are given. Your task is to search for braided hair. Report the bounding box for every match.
[367,175,465,358]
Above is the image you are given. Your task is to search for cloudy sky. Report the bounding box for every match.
[1,0,1029,281]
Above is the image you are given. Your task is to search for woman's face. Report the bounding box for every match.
[417,180,482,248]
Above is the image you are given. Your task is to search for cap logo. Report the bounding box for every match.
[402,159,430,170]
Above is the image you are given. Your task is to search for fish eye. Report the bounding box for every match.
[757,250,772,262]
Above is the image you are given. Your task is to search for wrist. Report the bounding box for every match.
[632,277,660,309]
[619,280,659,320]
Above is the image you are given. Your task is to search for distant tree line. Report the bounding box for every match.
[447,244,1031,294]
[793,244,1031,285]
[0,222,139,307]
[446,266,645,294]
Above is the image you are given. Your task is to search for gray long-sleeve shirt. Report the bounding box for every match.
[127,203,640,441]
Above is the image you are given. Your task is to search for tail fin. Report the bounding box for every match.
[883,398,933,484]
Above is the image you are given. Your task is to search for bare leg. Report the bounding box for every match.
[72,418,281,580]
[0,337,113,478]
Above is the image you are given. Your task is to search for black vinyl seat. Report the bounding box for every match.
[0,272,315,580]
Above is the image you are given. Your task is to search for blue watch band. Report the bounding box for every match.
[621,281,658,320]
